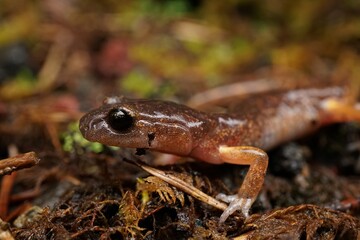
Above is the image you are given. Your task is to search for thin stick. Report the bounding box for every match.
[0,152,40,176]
[127,159,227,211]
[187,79,280,109]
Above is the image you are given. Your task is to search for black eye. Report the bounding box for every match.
[107,109,134,132]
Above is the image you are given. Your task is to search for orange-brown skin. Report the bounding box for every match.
[79,86,359,222]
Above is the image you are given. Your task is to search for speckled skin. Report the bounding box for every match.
[80,87,345,164]
[190,87,346,163]
[79,86,355,221]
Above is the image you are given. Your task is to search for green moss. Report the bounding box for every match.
[62,122,104,154]
[119,70,157,98]
[0,68,37,100]
[137,0,189,19]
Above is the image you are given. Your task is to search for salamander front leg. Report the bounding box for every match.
[216,146,268,223]
[321,99,360,123]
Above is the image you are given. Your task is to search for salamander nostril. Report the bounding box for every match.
[79,116,89,135]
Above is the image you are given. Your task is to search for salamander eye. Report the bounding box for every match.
[107,109,134,132]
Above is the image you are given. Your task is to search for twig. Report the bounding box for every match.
[125,159,228,211]
[0,152,40,219]
[187,79,280,109]
[0,172,16,219]
[0,152,40,176]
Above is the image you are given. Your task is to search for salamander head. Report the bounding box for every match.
[79,97,209,156]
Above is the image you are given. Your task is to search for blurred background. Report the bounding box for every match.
[1,0,360,103]
[1,1,360,238]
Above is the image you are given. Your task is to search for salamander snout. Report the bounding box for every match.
[79,106,137,143]
[79,111,107,141]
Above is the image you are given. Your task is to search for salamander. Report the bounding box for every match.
[79,86,360,222]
